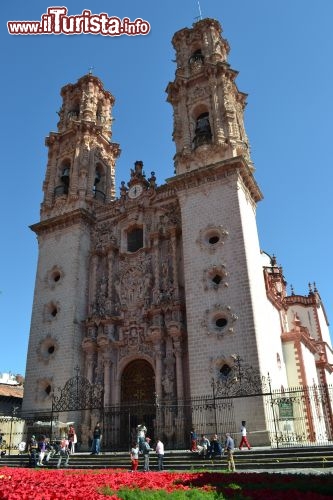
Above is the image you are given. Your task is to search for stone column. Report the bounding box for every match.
[107,248,115,306]
[81,338,96,445]
[147,325,163,398]
[153,236,160,302]
[179,86,191,150]
[174,341,184,401]
[86,352,95,382]
[69,141,81,196]
[170,229,179,299]
[167,322,184,401]
[89,254,98,315]
[82,334,96,382]
[209,78,224,144]
[103,355,112,407]
[154,348,163,401]
[45,144,58,204]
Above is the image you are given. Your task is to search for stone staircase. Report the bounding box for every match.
[1,447,333,471]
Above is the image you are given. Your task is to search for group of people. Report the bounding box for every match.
[26,421,102,468]
[130,424,164,472]
[191,432,236,471]
[25,419,251,472]
[27,424,77,468]
[190,421,252,472]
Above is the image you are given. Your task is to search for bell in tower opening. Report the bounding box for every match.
[193,112,212,149]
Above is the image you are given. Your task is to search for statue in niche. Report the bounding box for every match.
[161,260,169,291]
[127,275,136,304]
[106,324,118,341]
[143,272,153,298]
[93,275,108,317]
[153,287,162,305]
[114,275,122,305]
[162,374,175,397]
[94,362,104,385]
[78,169,87,191]
[121,267,142,305]
[80,138,90,168]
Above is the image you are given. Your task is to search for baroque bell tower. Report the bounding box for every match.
[166,19,270,435]
[23,74,120,412]
[166,18,253,174]
[41,73,120,218]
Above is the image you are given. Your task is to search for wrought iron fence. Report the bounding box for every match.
[264,384,333,448]
[103,395,236,451]
[4,383,331,452]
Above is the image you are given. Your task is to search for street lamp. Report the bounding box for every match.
[9,406,19,456]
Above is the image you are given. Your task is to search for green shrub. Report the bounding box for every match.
[101,487,226,499]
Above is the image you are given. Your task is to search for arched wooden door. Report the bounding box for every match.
[121,360,156,443]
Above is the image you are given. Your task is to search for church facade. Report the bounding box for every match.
[22,18,333,449]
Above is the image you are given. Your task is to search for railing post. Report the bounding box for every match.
[211,379,218,435]
[268,373,279,448]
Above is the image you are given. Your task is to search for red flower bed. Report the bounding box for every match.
[0,467,332,499]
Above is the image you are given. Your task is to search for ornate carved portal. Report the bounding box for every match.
[120,359,156,441]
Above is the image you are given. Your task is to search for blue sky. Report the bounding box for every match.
[1,0,332,376]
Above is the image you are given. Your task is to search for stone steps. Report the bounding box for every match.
[1,447,333,471]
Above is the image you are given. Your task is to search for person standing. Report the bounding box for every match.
[130,442,139,471]
[28,435,38,467]
[91,422,102,455]
[142,436,151,471]
[239,420,251,450]
[136,424,147,452]
[37,435,47,466]
[208,434,222,458]
[155,438,164,471]
[224,433,236,472]
[68,425,77,454]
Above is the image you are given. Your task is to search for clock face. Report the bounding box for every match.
[128,184,143,199]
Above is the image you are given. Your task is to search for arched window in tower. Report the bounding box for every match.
[67,99,80,120]
[193,112,212,149]
[189,49,204,73]
[93,163,106,202]
[55,160,70,197]
[127,226,144,253]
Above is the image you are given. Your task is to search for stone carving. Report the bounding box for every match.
[163,354,176,397]
[118,324,152,359]
[116,253,152,308]
[92,275,109,317]
[94,222,117,251]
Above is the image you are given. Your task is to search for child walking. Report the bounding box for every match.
[130,442,139,471]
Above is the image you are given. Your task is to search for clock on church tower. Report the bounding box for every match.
[128,183,143,199]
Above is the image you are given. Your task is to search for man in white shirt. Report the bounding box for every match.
[155,438,165,471]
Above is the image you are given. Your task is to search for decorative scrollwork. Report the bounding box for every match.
[52,372,103,412]
[212,355,265,397]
